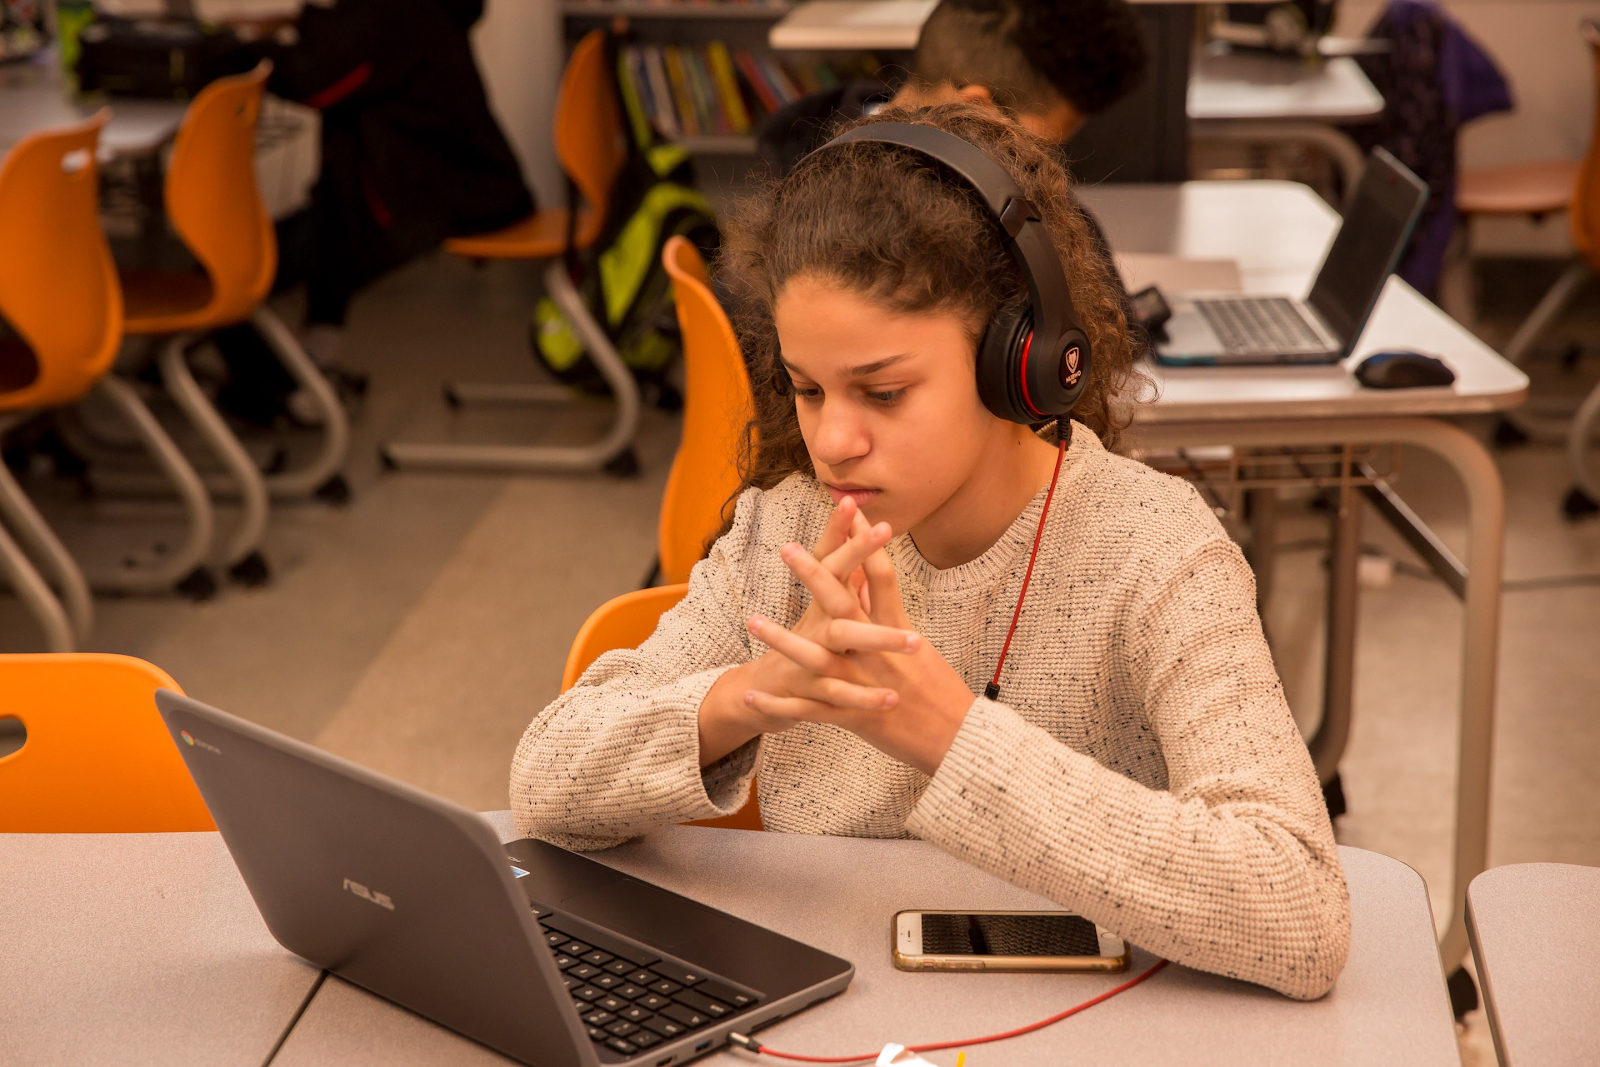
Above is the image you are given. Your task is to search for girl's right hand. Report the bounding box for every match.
[696,497,916,766]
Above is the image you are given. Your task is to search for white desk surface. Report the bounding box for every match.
[271,816,1459,1067]
[1076,180,1529,423]
[1467,863,1600,1067]
[0,831,322,1067]
[1189,50,1384,123]
[0,58,186,156]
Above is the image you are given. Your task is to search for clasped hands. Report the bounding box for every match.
[697,497,977,777]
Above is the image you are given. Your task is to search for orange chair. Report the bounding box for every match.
[0,114,216,649]
[563,584,763,831]
[652,237,754,586]
[0,654,214,832]
[380,30,642,475]
[119,61,351,585]
[1457,21,1600,513]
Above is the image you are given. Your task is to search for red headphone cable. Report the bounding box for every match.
[984,423,1069,702]
[727,957,1168,1063]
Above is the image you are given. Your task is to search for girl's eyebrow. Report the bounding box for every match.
[779,353,911,379]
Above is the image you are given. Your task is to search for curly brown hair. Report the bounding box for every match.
[716,100,1142,508]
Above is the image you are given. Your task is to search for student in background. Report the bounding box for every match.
[757,0,1148,177]
[218,0,532,423]
[514,104,1350,1002]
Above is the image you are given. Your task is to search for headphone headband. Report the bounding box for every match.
[815,122,1092,421]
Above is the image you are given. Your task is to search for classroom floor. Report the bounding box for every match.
[3,252,1597,1066]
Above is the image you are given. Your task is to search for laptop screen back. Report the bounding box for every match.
[1305,147,1429,349]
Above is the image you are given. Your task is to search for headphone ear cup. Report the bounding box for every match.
[975,306,1034,424]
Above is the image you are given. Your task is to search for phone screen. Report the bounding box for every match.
[921,913,1102,957]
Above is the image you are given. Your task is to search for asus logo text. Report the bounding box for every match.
[343,878,395,910]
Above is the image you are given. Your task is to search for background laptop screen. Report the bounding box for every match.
[1305,148,1429,348]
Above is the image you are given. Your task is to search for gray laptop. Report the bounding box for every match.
[156,690,853,1067]
[1154,147,1429,366]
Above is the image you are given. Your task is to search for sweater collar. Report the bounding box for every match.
[889,420,1101,593]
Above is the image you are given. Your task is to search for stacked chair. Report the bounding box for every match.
[115,61,350,583]
[380,29,641,476]
[0,113,215,651]
[1457,21,1600,517]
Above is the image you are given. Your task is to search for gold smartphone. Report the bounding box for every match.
[892,910,1130,973]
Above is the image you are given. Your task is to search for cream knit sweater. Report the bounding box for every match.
[511,424,1351,1000]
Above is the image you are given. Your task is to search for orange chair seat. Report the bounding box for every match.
[444,206,599,260]
[1457,160,1581,216]
[118,265,219,334]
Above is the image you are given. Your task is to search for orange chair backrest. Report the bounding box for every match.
[659,237,755,585]
[561,584,762,831]
[165,61,275,326]
[555,30,628,247]
[1572,21,1600,269]
[0,112,122,410]
[0,654,215,832]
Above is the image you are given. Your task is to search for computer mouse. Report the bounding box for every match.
[1353,350,1457,389]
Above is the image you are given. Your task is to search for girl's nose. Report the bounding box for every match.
[807,398,871,468]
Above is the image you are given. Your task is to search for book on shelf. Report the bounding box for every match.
[619,43,881,147]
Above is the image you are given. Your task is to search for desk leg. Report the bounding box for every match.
[1244,486,1279,614]
[1190,120,1367,201]
[1310,463,1361,784]
[1135,418,1506,972]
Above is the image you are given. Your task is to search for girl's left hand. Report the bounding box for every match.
[743,513,976,776]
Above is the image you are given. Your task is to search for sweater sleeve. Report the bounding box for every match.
[905,537,1351,1000]
[509,493,766,850]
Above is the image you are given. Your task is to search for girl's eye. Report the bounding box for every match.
[793,385,822,401]
[865,388,905,405]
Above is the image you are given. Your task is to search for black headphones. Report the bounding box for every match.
[813,122,1093,425]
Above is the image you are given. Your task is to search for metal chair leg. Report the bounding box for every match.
[249,306,352,500]
[0,517,75,652]
[380,261,642,474]
[157,335,270,580]
[92,376,217,596]
[0,416,92,644]
[1502,261,1594,443]
[1567,378,1600,502]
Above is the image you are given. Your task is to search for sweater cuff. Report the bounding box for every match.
[659,665,761,819]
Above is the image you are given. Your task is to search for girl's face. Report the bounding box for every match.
[773,274,1011,534]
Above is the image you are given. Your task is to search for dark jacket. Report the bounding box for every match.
[261,0,533,318]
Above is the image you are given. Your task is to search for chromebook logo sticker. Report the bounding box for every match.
[179,729,221,754]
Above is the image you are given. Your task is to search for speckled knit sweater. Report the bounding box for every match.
[511,423,1351,1000]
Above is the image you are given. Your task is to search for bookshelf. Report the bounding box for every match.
[561,0,900,160]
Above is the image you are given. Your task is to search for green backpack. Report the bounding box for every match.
[532,39,719,403]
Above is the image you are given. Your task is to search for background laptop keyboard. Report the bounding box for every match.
[530,903,762,1060]
[1195,296,1330,356]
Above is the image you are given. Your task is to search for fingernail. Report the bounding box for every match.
[779,543,798,560]
[904,633,920,651]
[882,691,898,708]
[873,522,892,538]
[747,615,764,632]
[744,690,757,706]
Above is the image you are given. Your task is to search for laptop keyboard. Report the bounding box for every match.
[1195,296,1329,356]
[532,904,762,1060]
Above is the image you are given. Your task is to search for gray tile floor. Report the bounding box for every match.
[2,250,1596,1066]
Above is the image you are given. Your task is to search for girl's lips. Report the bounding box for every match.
[826,484,881,505]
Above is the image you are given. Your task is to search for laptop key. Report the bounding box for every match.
[582,1010,616,1027]
[596,995,627,1013]
[542,923,660,968]
[545,931,567,947]
[627,969,655,985]
[559,940,591,957]
[603,959,634,976]
[615,984,648,1000]
[553,954,579,970]
[672,990,731,1018]
[573,986,606,1002]
[562,976,580,991]
[636,993,670,1011]
[630,1031,662,1050]
[605,1020,639,1038]
[592,974,623,990]
[647,979,681,996]
[659,1003,710,1029]
[696,978,756,1009]
[587,1026,609,1043]
[649,961,706,987]
[619,1006,651,1023]
[569,964,601,981]
[641,1016,687,1039]
[606,1038,638,1055]
[581,950,614,967]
